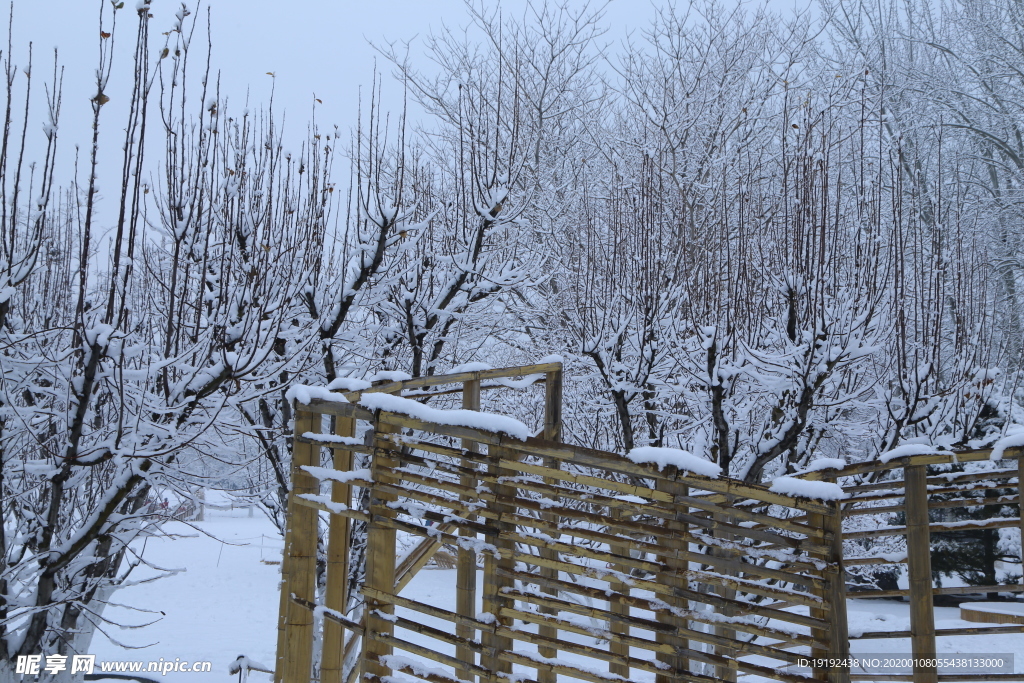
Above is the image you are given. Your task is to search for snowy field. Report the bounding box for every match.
[93,508,1024,682]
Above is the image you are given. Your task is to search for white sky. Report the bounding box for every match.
[9,1,655,156]
[6,0,815,222]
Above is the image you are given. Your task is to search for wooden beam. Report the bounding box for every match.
[608,503,632,680]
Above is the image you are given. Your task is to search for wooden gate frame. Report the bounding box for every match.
[275,363,853,683]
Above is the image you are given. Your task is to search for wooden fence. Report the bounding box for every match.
[797,449,1024,683]
[274,364,852,683]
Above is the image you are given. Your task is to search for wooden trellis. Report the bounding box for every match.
[798,448,1024,683]
[274,364,854,683]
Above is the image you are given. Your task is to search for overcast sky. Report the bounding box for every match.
[5,0,814,223]
[9,1,662,153]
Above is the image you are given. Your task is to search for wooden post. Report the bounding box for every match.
[542,364,563,441]
[1018,456,1024,594]
[905,464,937,683]
[360,417,399,680]
[608,504,631,679]
[808,473,850,683]
[321,415,356,683]
[481,444,516,678]
[536,367,563,683]
[713,506,737,683]
[824,481,850,683]
[655,476,689,683]
[276,409,320,683]
[456,379,481,682]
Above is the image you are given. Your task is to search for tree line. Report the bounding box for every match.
[2,0,1022,675]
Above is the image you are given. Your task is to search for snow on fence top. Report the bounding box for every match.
[326,376,373,392]
[625,446,721,478]
[991,427,1024,460]
[769,475,847,501]
[358,392,531,441]
[877,443,944,463]
[300,466,372,484]
[286,384,350,406]
[800,457,847,473]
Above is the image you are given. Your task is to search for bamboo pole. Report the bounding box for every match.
[457,378,481,682]
[322,415,356,683]
[276,409,320,683]
[905,463,938,683]
[359,418,399,681]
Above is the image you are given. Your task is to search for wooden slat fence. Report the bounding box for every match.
[274,364,851,683]
[796,449,1024,683]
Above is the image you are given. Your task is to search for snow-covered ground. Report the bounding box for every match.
[93,508,1024,681]
[92,509,283,681]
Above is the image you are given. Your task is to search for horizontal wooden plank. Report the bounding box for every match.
[841,469,1018,495]
[844,517,1020,540]
[496,566,825,647]
[509,548,827,610]
[849,676,1024,682]
[367,632,517,683]
[293,434,374,455]
[374,422,834,515]
[377,458,831,576]
[798,447,1024,481]
[850,583,1024,599]
[296,398,373,420]
[845,555,907,566]
[391,444,831,544]
[387,445,831,553]
[292,495,370,522]
[501,588,808,666]
[853,625,1024,639]
[345,363,561,398]
[362,587,683,682]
